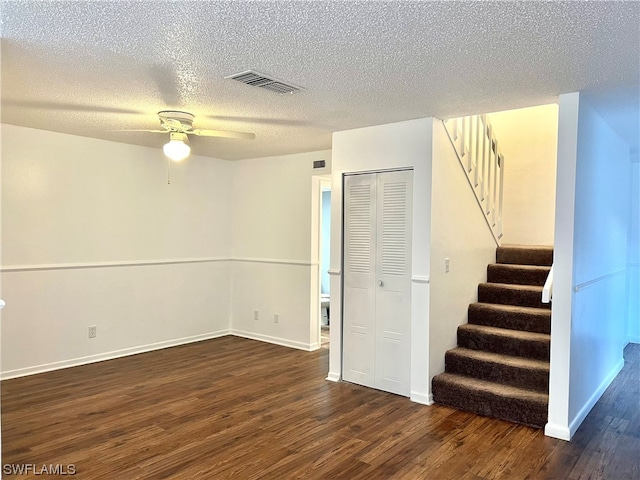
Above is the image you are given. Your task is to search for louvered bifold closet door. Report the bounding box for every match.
[342,174,377,388]
[374,171,412,396]
[342,170,413,396]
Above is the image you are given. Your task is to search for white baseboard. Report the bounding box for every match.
[544,422,571,441]
[326,372,341,382]
[410,391,433,405]
[567,357,625,439]
[1,330,230,380]
[230,329,316,351]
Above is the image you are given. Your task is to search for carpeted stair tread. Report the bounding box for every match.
[487,263,551,287]
[432,372,548,428]
[457,324,550,360]
[446,347,549,392]
[478,282,549,309]
[496,244,553,267]
[468,302,551,334]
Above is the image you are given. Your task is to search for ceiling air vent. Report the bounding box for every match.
[225,70,304,95]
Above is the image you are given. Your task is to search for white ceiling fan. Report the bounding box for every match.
[123,110,256,161]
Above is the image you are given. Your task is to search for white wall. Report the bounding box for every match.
[330,118,433,404]
[547,93,633,440]
[569,96,631,430]
[229,150,331,350]
[1,124,232,377]
[488,104,558,245]
[628,161,639,343]
[428,121,497,391]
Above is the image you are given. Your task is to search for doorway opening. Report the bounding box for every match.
[320,182,331,349]
[311,175,332,352]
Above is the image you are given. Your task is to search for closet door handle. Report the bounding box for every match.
[377,280,384,287]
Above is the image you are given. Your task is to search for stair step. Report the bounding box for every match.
[496,245,553,267]
[468,302,551,334]
[487,264,551,287]
[478,283,549,309]
[445,348,549,392]
[432,372,548,428]
[457,324,550,361]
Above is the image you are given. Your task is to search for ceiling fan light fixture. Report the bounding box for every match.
[163,132,190,161]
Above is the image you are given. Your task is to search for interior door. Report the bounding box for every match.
[342,170,412,396]
[342,174,377,388]
[374,171,412,396]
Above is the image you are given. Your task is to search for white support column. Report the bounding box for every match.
[545,92,580,441]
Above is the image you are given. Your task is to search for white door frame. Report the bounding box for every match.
[342,170,413,396]
[327,165,432,404]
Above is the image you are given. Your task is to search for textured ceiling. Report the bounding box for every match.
[1,1,639,160]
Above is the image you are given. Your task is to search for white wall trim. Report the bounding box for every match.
[544,422,571,441]
[1,330,230,380]
[568,357,625,439]
[343,166,415,176]
[410,275,430,284]
[573,268,627,292]
[1,257,324,273]
[0,257,231,273]
[231,257,317,267]
[326,372,341,382]
[230,329,317,351]
[410,391,433,405]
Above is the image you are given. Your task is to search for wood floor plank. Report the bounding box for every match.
[2,337,638,479]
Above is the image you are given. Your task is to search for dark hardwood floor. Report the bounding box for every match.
[2,337,638,479]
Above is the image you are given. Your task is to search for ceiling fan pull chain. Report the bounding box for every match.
[167,156,171,185]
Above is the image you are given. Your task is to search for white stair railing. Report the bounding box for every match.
[542,264,554,303]
[443,115,504,244]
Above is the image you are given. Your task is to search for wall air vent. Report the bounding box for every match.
[225,70,304,95]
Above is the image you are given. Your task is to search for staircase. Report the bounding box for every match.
[432,244,553,428]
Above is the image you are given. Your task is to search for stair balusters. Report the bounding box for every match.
[443,115,505,244]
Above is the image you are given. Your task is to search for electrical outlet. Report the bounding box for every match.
[274,313,279,324]
[445,258,450,273]
[88,325,97,338]
[254,310,259,321]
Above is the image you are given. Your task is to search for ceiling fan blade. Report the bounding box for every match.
[113,129,168,133]
[191,129,256,140]
[3,99,144,115]
[204,115,310,127]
